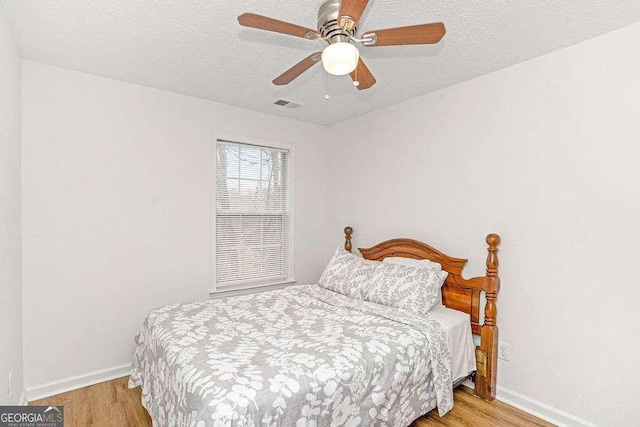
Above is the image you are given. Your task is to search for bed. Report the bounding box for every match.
[129,227,501,426]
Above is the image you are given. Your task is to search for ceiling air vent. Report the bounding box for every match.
[273,99,303,109]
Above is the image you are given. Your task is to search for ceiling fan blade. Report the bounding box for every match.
[363,22,446,46]
[338,0,370,29]
[238,13,320,40]
[273,53,322,86]
[350,58,376,90]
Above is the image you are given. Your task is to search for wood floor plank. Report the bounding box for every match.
[416,387,554,427]
[31,377,550,426]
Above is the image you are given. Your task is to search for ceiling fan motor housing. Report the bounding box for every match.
[318,0,356,45]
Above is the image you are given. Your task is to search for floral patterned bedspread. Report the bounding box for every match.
[129,285,453,426]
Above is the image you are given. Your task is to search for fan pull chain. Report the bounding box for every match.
[353,47,360,87]
[324,71,330,100]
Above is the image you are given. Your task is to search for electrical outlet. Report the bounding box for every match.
[8,371,13,399]
[498,342,511,361]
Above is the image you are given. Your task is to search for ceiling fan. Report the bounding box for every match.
[238,0,446,90]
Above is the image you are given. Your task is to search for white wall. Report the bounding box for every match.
[0,5,23,405]
[21,61,329,390]
[327,22,640,426]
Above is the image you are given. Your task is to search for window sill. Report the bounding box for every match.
[210,280,297,299]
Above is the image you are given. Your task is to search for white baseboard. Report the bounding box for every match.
[18,389,27,406]
[496,386,597,427]
[459,382,595,426]
[25,364,131,403]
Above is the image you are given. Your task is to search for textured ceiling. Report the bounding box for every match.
[3,0,640,125]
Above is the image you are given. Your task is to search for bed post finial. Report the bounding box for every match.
[344,226,353,253]
[475,233,501,401]
[483,233,500,327]
[485,233,500,278]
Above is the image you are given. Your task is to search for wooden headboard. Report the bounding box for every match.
[343,226,501,401]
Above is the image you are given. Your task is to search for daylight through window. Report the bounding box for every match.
[214,139,291,291]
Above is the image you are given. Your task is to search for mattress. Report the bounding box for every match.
[429,305,476,382]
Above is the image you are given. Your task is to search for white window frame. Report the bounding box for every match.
[210,132,296,295]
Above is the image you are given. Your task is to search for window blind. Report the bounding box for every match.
[214,140,290,291]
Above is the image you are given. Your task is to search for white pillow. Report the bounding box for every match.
[383,257,446,306]
[361,263,448,314]
[318,248,377,299]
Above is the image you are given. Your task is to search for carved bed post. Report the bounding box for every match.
[474,233,501,401]
[344,226,353,253]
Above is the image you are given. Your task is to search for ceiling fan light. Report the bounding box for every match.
[321,42,359,76]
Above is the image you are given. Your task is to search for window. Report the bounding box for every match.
[212,137,294,293]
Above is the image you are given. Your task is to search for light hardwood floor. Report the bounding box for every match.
[31,376,553,426]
